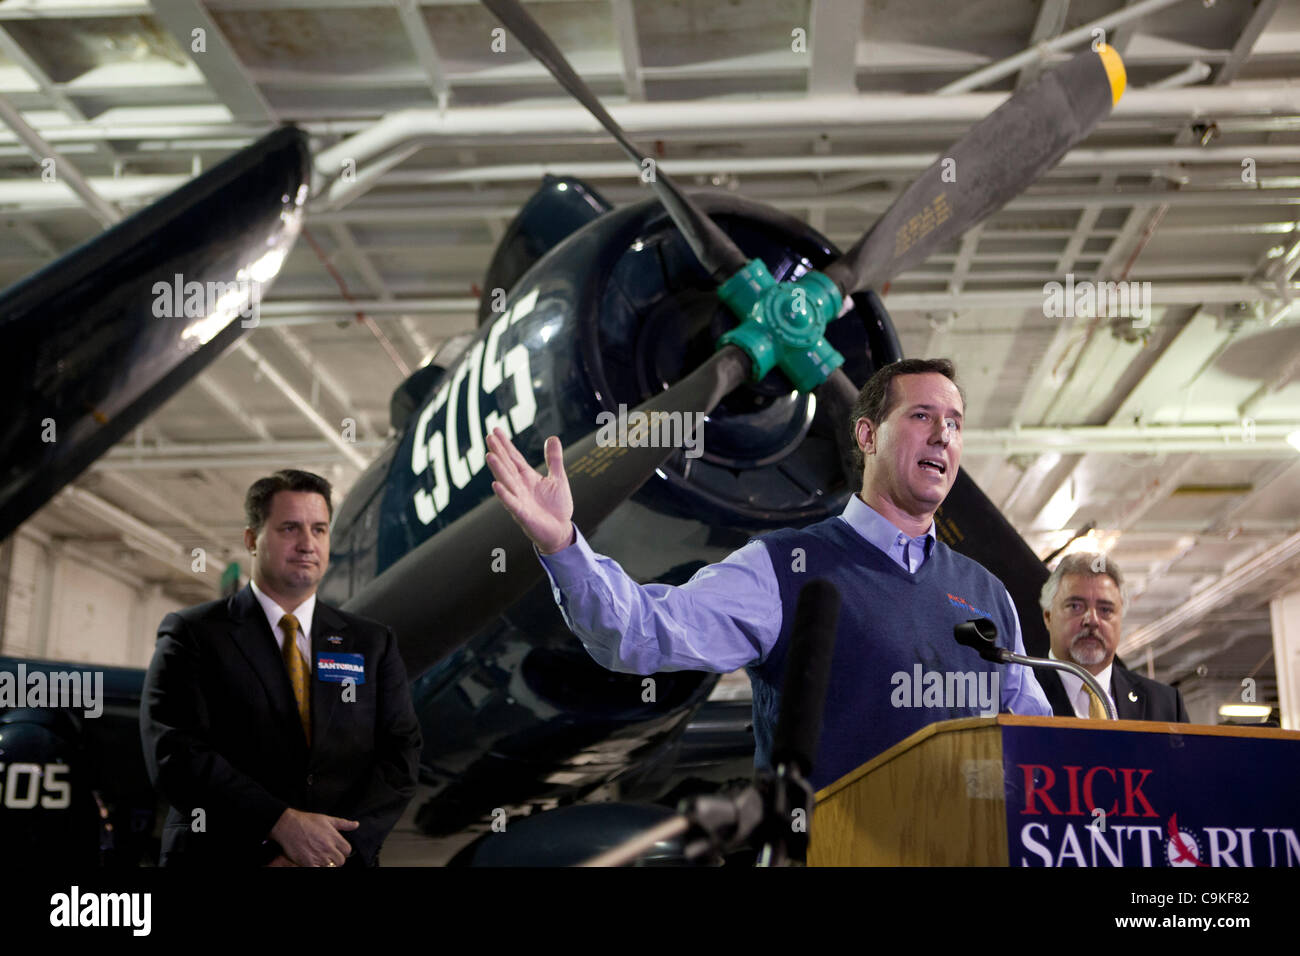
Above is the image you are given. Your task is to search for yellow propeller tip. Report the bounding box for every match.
[1096,43,1126,104]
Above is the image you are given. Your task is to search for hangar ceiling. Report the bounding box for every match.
[1,0,1298,718]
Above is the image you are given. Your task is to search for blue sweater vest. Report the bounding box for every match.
[752,516,1017,790]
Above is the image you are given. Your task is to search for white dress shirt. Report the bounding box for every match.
[250,579,315,663]
[1049,648,1114,718]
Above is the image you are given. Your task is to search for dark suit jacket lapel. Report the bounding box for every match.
[1037,667,1076,718]
[1111,664,1145,720]
[228,584,304,740]
[311,601,352,746]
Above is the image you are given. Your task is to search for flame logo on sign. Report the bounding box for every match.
[1166,812,1207,867]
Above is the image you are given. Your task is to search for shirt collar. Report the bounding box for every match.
[1049,647,1113,712]
[250,578,316,647]
[840,493,936,556]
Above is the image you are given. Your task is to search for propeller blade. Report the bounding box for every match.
[814,367,863,486]
[343,345,752,678]
[482,0,748,283]
[822,45,1125,296]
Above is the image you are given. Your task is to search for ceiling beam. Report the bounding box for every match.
[0,24,121,168]
[325,222,432,365]
[195,375,275,442]
[150,0,275,123]
[0,94,120,226]
[10,219,57,256]
[394,0,451,109]
[274,325,379,442]
[610,0,644,101]
[237,340,369,469]
[0,0,150,17]
[807,0,861,95]
[98,471,229,558]
[1213,0,1281,86]
[1121,528,1300,656]
[55,485,219,581]
[1015,0,1070,90]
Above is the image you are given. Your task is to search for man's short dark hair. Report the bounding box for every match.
[847,358,965,474]
[244,469,333,534]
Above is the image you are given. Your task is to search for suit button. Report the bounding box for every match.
[306,774,314,786]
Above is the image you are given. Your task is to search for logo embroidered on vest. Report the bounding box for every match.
[946,591,994,619]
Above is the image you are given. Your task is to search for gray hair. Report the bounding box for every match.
[1040,552,1127,611]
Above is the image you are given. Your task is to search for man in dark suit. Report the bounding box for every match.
[1038,552,1189,722]
[140,469,421,866]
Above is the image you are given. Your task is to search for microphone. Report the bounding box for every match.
[953,617,1117,720]
[772,579,842,778]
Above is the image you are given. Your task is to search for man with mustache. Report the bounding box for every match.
[1038,552,1189,721]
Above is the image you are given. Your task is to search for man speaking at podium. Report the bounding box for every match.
[1038,552,1189,722]
[488,359,1051,790]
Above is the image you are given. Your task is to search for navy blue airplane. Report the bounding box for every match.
[0,2,1126,865]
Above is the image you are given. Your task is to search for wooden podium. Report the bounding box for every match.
[808,715,1300,867]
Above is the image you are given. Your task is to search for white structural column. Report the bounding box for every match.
[1270,589,1300,730]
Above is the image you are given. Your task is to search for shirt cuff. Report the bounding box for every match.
[535,523,600,589]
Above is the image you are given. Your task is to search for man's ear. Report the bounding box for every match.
[855,417,875,456]
[243,527,257,554]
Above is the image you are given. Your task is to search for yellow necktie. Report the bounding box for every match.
[1087,687,1105,719]
[280,613,311,745]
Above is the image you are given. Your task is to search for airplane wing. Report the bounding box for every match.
[0,127,310,542]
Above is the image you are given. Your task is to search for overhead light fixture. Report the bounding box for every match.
[1219,703,1271,721]
[1037,480,1077,533]
[1287,429,1300,453]
[1060,528,1103,559]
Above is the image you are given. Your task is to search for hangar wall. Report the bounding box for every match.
[0,530,181,670]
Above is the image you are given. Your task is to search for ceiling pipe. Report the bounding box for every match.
[937,0,1189,94]
[1146,59,1213,90]
[308,83,1300,201]
[11,140,1300,212]
[3,80,1296,154]
[248,283,1300,324]
[963,424,1300,457]
[340,143,1300,186]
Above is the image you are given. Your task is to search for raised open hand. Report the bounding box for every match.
[486,427,575,554]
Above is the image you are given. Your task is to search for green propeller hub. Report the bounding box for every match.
[716,259,845,392]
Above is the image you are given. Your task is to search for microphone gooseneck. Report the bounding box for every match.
[953,618,1118,721]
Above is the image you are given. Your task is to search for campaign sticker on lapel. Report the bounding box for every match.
[326,634,343,645]
[317,652,365,684]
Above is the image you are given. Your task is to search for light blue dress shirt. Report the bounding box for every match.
[538,494,1051,715]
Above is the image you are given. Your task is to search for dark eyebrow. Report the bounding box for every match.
[910,403,963,421]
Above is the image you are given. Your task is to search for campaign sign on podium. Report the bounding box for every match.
[1002,722,1300,868]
